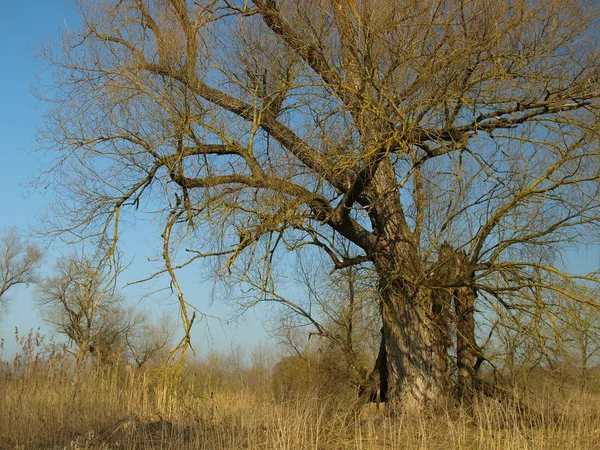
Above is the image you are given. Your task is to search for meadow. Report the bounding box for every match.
[1,330,598,450]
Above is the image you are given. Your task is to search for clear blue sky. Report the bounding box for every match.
[0,0,271,359]
[0,2,73,347]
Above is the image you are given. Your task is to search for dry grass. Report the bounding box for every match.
[1,340,599,449]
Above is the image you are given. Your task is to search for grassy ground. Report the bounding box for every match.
[1,352,599,450]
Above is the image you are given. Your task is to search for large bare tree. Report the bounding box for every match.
[39,0,600,410]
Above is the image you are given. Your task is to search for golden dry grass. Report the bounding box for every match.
[1,354,599,450]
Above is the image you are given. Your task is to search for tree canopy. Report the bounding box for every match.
[39,0,600,410]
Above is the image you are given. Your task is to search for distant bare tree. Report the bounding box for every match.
[0,227,42,315]
[485,279,600,387]
[275,252,380,392]
[125,312,176,367]
[35,255,139,365]
[551,283,600,384]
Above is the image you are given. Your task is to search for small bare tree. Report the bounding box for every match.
[484,278,600,386]
[275,252,381,392]
[125,312,176,367]
[0,227,42,317]
[552,283,600,385]
[35,255,139,365]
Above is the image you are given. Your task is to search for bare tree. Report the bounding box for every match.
[125,312,176,368]
[39,0,600,410]
[35,255,139,365]
[0,227,42,315]
[550,283,600,385]
[274,252,381,392]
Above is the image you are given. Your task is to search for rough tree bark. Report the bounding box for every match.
[363,233,480,408]
[379,281,451,408]
[359,161,452,408]
[455,282,478,402]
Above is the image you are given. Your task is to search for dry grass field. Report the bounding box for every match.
[1,338,599,450]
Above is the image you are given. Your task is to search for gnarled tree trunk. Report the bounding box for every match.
[365,196,479,410]
[455,284,477,402]
[367,262,479,410]
[377,271,452,410]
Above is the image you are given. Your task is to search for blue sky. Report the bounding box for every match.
[0,1,271,359]
[0,2,72,345]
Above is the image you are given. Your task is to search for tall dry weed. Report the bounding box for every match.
[0,339,598,449]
